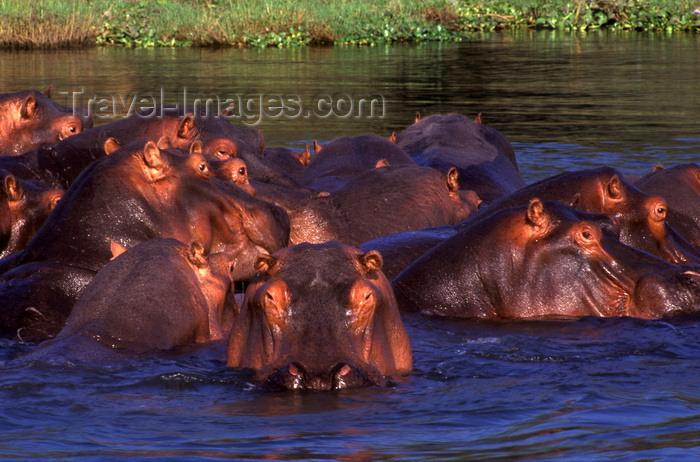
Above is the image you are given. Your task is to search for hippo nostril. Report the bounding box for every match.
[338,364,352,377]
[288,363,303,377]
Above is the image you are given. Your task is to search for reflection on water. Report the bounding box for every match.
[0,31,699,459]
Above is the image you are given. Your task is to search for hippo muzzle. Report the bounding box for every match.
[255,358,388,391]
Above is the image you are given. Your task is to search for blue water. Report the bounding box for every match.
[3,315,700,460]
[1,31,700,460]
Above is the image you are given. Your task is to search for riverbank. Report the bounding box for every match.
[0,0,698,49]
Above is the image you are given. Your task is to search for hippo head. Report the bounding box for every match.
[227,242,412,391]
[505,199,700,318]
[209,157,256,195]
[0,90,87,155]
[568,168,698,264]
[0,170,63,258]
[393,198,700,319]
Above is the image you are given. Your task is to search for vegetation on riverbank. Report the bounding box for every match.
[0,0,698,49]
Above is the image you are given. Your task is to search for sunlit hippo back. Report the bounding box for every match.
[226,241,412,391]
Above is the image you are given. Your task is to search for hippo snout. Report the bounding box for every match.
[261,361,383,391]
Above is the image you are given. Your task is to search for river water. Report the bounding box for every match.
[1,31,699,460]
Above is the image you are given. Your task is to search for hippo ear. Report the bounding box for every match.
[375,158,390,168]
[296,145,311,166]
[388,131,397,143]
[156,136,172,150]
[42,86,52,99]
[445,167,460,193]
[526,198,548,228]
[221,103,235,117]
[254,254,277,274]
[177,114,196,139]
[360,250,383,273]
[190,141,203,155]
[109,240,129,260]
[3,175,22,202]
[568,192,581,209]
[652,164,664,173]
[414,111,421,123]
[186,240,208,268]
[103,137,122,154]
[143,141,164,168]
[607,175,623,199]
[313,139,323,154]
[20,94,37,119]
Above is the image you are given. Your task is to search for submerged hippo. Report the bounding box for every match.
[0,170,63,259]
[227,242,413,390]
[300,134,415,193]
[0,89,89,156]
[29,238,237,362]
[393,199,700,319]
[396,113,525,202]
[0,140,289,342]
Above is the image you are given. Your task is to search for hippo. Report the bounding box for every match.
[329,164,480,246]
[0,140,289,342]
[393,199,700,320]
[263,146,310,182]
[209,157,256,195]
[0,89,90,156]
[300,134,416,193]
[460,167,699,265]
[227,241,412,390]
[0,108,273,190]
[357,226,459,280]
[396,113,525,202]
[0,170,63,259]
[28,238,237,362]
[248,163,480,247]
[635,163,700,247]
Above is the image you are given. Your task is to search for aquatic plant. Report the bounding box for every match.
[0,0,698,49]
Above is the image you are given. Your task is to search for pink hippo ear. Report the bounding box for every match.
[109,240,129,260]
[607,175,623,200]
[254,254,277,274]
[3,175,22,202]
[20,94,37,119]
[375,158,390,168]
[156,136,172,150]
[142,141,168,181]
[388,132,397,143]
[177,114,196,140]
[445,167,460,193]
[103,137,122,154]
[296,145,311,166]
[526,198,548,229]
[359,250,383,273]
[190,141,203,155]
[186,240,208,268]
[313,139,323,154]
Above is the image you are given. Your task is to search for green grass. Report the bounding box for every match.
[0,0,698,49]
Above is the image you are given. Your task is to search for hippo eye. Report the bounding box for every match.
[69,125,77,134]
[238,167,246,176]
[228,262,235,273]
[582,231,592,240]
[656,206,666,216]
[198,163,207,172]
